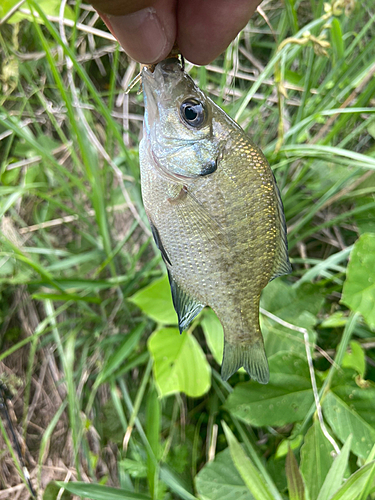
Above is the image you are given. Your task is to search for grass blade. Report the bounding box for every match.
[159,465,198,500]
[222,421,274,500]
[55,481,151,500]
[329,462,375,500]
[94,323,146,386]
[146,385,160,499]
[286,447,306,500]
[316,435,352,500]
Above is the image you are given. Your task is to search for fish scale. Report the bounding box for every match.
[140,58,291,383]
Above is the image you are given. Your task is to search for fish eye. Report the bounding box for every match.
[180,99,206,128]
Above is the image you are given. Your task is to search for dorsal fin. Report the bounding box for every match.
[270,173,292,281]
[167,271,204,333]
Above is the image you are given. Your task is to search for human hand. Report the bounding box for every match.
[89,0,262,65]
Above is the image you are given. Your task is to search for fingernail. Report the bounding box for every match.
[104,8,168,64]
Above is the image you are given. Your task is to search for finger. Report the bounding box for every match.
[177,0,261,65]
[90,0,157,16]
[94,0,177,64]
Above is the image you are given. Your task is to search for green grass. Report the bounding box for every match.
[1,1,375,499]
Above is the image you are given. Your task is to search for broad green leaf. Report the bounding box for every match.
[262,281,324,322]
[354,197,375,235]
[148,328,211,398]
[201,309,224,364]
[330,370,375,427]
[55,481,151,500]
[316,435,352,500]
[342,341,366,378]
[286,447,305,500]
[0,0,19,17]
[224,352,313,427]
[195,448,254,500]
[262,310,316,352]
[341,233,375,328]
[261,280,323,357]
[129,275,177,325]
[333,382,375,428]
[329,462,375,500]
[322,391,375,459]
[222,422,274,500]
[300,421,334,500]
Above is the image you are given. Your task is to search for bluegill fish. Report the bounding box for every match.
[139,58,291,383]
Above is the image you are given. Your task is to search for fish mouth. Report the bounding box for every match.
[142,58,183,98]
[142,68,158,132]
[142,58,184,131]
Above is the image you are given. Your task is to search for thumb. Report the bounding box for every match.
[91,0,176,64]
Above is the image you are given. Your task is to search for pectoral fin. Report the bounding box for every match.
[168,271,204,333]
[166,175,230,250]
[172,189,230,249]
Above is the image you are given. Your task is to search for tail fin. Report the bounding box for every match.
[221,339,269,384]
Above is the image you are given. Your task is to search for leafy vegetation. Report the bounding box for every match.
[1,0,375,499]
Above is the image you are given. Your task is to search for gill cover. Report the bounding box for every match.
[142,60,220,180]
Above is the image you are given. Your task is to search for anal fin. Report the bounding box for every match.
[221,339,269,384]
[168,271,204,333]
